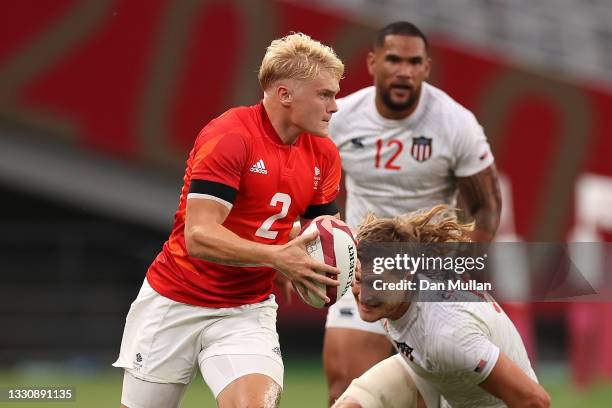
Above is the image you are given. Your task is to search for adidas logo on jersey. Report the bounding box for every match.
[313,165,321,190]
[250,159,268,174]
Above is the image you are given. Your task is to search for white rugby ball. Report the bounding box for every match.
[296,216,357,308]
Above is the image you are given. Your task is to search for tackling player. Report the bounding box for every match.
[324,22,501,404]
[333,206,550,408]
[113,33,344,408]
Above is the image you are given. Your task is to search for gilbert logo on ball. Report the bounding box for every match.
[297,216,357,308]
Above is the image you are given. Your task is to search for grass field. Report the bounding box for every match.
[1,357,611,407]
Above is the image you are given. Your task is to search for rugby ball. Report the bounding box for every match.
[296,216,357,308]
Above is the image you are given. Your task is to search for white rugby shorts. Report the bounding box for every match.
[113,278,284,397]
[325,291,386,335]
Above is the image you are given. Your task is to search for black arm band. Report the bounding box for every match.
[188,179,238,204]
[302,201,338,219]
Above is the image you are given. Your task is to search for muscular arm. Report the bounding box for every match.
[456,164,502,242]
[479,352,550,408]
[185,198,274,266]
[185,198,339,301]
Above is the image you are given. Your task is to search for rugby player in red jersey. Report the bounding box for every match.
[113,33,345,408]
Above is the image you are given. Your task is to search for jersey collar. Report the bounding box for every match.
[259,102,293,146]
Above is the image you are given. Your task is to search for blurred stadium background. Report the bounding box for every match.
[1,0,612,406]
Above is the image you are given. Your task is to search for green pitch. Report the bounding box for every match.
[0,357,610,407]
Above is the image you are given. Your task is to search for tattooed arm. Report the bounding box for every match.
[456,164,502,243]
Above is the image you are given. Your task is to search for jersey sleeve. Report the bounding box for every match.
[453,111,495,177]
[428,309,500,385]
[187,131,248,206]
[311,141,341,206]
[190,131,248,188]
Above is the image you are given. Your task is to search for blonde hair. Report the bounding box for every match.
[258,32,344,90]
[356,205,473,244]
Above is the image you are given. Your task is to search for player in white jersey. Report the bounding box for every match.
[324,22,502,405]
[333,206,550,408]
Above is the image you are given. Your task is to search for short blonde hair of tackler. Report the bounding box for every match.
[258,32,344,90]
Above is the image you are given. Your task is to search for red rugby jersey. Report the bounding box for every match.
[147,103,341,307]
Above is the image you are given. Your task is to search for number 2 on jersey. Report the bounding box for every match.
[375,139,403,170]
[255,192,291,239]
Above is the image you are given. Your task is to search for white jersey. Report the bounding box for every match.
[382,280,537,408]
[329,83,494,228]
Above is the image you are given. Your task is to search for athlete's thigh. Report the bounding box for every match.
[216,373,281,408]
[198,296,284,400]
[120,371,188,408]
[323,328,393,402]
[200,354,283,403]
[334,354,430,408]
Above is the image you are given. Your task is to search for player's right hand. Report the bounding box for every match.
[272,230,340,303]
